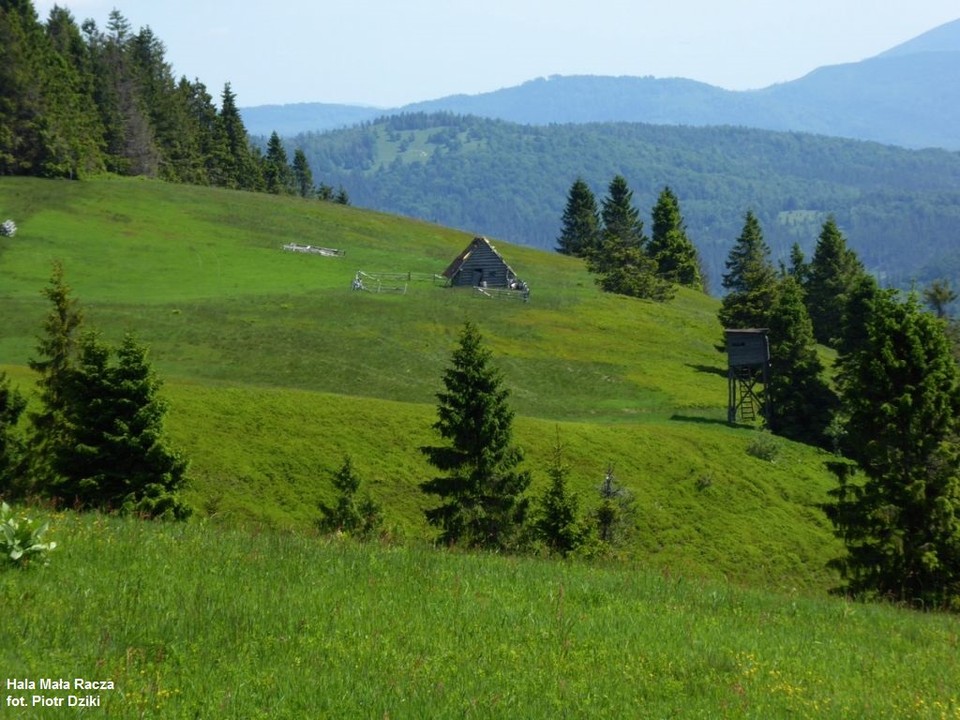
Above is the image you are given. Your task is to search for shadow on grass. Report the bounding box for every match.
[669,414,733,427]
[686,363,727,378]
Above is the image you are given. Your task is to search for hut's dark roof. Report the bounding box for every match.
[442,236,517,280]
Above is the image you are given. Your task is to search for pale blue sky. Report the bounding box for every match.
[33,0,960,108]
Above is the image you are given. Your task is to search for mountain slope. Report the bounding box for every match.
[242,19,960,150]
[292,114,960,290]
[0,176,841,590]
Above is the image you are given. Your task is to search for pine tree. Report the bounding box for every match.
[556,177,601,257]
[56,332,190,518]
[317,456,384,539]
[825,290,960,607]
[765,276,836,446]
[718,211,777,331]
[532,430,583,556]
[27,261,84,492]
[648,186,703,290]
[805,217,865,347]
[420,322,531,550]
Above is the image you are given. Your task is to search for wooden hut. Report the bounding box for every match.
[442,237,520,288]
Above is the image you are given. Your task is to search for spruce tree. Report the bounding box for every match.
[765,276,836,446]
[0,371,26,497]
[264,131,294,194]
[317,456,383,539]
[648,186,703,290]
[292,148,314,198]
[56,332,191,518]
[532,430,583,556]
[718,211,777,331]
[420,322,531,550]
[589,175,672,300]
[805,217,865,346]
[825,290,960,607]
[27,261,84,492]
[556,177,601,257]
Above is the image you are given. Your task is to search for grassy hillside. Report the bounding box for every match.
[4,514,958,719]
[0,176,841,592]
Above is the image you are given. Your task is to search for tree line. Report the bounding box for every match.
[718,210,960,609]
[291,112,960,292]
[557,176,704,300]
[0,2,345,201]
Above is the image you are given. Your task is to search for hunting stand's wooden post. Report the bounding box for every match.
[725,329,770,424]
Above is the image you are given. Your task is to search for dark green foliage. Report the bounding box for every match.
[264,132,294,195]
[825,291,960,608]
[316,456,383,540]
[718,211,777,331]
[804,217,866,347]
[600,175,645,248]
[532,430,584,556]
[53,332,190,519]
[588,175,674,301]
[556,177,601,257]
[765,276,836,447]
[648,186,703,290]
[292,148,314,198]
[27,261,84,491]
[0,3,104,177]
[0,371,26,497]
[420,322,531,551]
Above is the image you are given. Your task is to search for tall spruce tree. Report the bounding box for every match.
[292,148,314,198]
[556,177,601,257]
[648,186,703,290]
[765,276,836,446]
[825,290,960,608]
[27,261,84,492]
[420,322,531,550]
[264,131,294,194]
[718,211,777,331]
[589,175,672,300]
[804,217,865,347]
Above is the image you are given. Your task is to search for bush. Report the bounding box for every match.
[746,433,781,462]
[0,502,57,567]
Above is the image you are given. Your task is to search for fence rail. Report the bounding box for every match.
[282,243,345,257]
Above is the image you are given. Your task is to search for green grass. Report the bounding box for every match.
[3,513,958,719]
[1,176,843,592]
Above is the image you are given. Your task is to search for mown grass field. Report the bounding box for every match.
[3,514,960,719]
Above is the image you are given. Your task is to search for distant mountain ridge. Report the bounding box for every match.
[241,19,960,150]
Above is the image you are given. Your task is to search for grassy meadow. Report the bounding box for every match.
[0,175,843,590]
[2,176,959,718]
[3,513,959,719]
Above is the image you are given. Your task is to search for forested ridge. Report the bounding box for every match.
[291,113,960,290]
[0,0,308,195]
